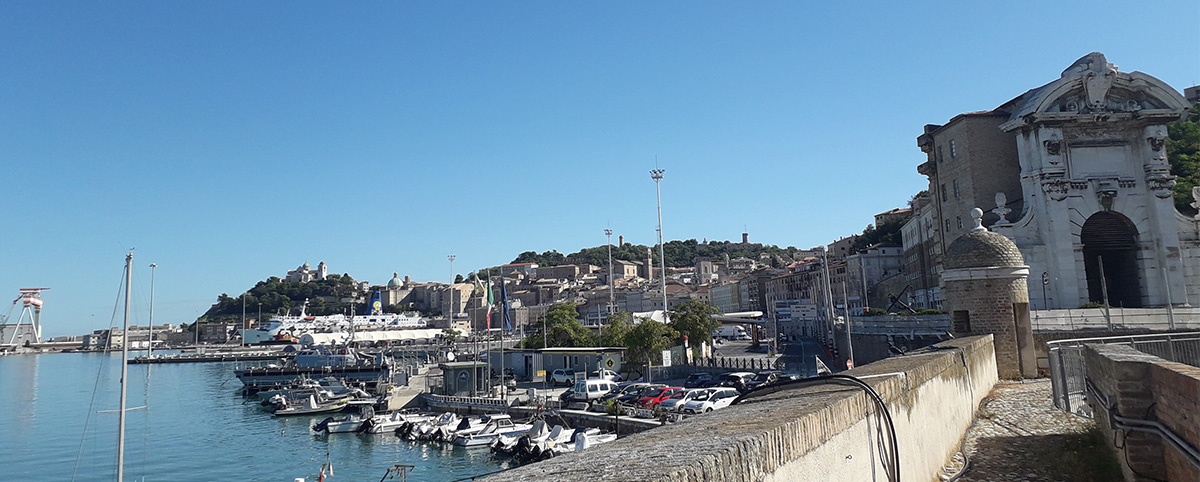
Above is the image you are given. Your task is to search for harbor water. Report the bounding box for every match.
[0,351,513,481]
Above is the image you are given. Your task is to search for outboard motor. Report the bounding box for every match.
[357,418,375,433]
[394,422,411,438]
[312,416,334,433]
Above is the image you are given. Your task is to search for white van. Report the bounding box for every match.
[569,379,617,406]
[713,325,748,340]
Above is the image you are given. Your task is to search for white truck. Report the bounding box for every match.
[712,325,749,340]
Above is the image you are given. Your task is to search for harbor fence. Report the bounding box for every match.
[1047,331,1200,417]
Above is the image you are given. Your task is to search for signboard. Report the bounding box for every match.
[661,350,672,367]
[604,357,616,369]
[536,370,546,378]
[458,371,469,382]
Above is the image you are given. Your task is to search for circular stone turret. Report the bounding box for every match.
[941,208,1034,380]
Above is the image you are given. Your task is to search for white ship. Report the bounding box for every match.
[240,293,427,345]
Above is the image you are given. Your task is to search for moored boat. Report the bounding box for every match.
[450,414,533,448]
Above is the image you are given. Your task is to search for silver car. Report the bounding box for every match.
[658,388,711,412]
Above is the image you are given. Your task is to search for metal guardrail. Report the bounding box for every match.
[1047,331,1200,417]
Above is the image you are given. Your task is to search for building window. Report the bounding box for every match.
[941,184,947,202]
[937,146,944,163]
[953,180,960,200]
[957,216,963,229]
[945,219,951,231]
[950,140,957,158]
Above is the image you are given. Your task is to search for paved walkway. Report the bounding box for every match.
[942,379,1122,482]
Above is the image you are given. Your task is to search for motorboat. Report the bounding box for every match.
[428,415,488,443]
[257,377,362,402]
[358,410,433,435]
[545,429,618,457]
[312,406,375,434]
[396,412,458,441]
[273,393,348,416]
[450,414,533,448]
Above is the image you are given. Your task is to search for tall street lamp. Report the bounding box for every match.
[651,168,667,322]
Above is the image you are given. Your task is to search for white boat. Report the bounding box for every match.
[396,412,458,441]
[428,415,488,443]
[273,393,348,416]
[450,414,533,447]
[358,410,432,434]
[313,406,376,433]
[546,430,618,456]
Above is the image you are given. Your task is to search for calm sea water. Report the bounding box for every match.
[0,351,513,482]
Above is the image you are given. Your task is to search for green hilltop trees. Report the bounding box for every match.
[1169,104,1200,215]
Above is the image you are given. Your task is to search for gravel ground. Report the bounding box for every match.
[939,379,1122,482]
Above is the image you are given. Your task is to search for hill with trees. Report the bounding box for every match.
[512,238,798,270]
[197,274,367,324]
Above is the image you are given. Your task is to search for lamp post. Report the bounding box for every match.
[651,168,667,322]
[148,263,156,357]
[605,228,614,342]
[1041,272,1049,309]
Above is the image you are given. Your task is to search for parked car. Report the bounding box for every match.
[683,372,714,388]
[600,382,648,404]
[615,383,666,406]
[636,386,684,409]
[658,388,711,412]
[551,369,576,386]
[589,369,621,382]
[745,370,784,391]
[715,372,756,392]
[569,379,618,407]
[682,387,741,414]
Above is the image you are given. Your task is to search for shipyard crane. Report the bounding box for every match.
[2,288,50,346]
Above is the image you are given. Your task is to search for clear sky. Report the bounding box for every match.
[3,1,1197,337]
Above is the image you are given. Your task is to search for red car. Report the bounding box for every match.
[636,386,684,409]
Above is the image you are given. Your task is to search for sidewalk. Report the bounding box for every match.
[944,379,1122,482]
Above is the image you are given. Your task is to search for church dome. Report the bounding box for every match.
[945,209,1025,269]
[387,272,404,289]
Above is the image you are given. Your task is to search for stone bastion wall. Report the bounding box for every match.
[484,334,998,482]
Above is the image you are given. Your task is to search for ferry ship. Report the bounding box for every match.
[240,291,427,344]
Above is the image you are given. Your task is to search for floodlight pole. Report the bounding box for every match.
[651,169,667,323]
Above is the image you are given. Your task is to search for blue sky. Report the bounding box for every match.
[3,1,1197,337]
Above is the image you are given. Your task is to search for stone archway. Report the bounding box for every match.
[1081,212,1142,307]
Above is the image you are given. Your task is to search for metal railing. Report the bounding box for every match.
[1047,331,1200,417]
[1033,308,1200,332]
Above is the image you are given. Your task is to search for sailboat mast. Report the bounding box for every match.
[118,252,132,482]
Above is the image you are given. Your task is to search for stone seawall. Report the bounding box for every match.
[484,335,998,482]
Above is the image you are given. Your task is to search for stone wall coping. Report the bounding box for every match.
[482,335,995,482]
[941,265,1030,281]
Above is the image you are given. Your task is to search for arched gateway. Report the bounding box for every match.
[1081,211,1141,307]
